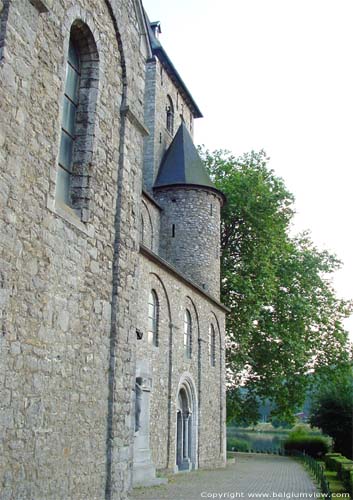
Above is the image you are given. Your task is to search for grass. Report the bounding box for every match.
[317,460,351,499]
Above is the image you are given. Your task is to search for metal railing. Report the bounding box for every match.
[287,450,332,499]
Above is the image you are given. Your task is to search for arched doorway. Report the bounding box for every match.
[176,378,197,471]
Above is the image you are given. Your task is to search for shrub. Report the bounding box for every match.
[310,377,353,459]
[349,470,353,497]
[284,435,330,458]
[326,456,353,474]
[325,453,343,470]
[227,437,250,452]
[340,463,353,483]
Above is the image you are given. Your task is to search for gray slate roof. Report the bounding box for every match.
[154,123,225,202]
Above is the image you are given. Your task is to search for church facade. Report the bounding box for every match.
[0,1,227,499]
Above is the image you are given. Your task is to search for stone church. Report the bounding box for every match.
[0,0,227,498]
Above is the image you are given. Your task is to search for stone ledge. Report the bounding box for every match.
[140,244,230,313]
[46,196,95,238]
[28,0,52,14]
[121,105,149,136]
[142,189,162,210]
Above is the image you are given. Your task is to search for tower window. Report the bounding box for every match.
[148,290,159,346]
[172,224,175,237]
[184,310,192,359]
[166,95,174,135]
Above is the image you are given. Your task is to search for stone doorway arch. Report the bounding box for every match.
[176,375,198,471]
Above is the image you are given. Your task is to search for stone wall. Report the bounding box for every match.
[140,192,161,253]
[0,1,227,497]
[143,56,196,192]
[0,0,148,498]
[136,248,226,472]
[155,187,222,299]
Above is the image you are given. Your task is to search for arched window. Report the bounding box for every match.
[56,22,99,219]
[148,290,159,346]
[209,324,216,367]
[184,310,192,359]
[140,214,145,244]
[166,95,174,135]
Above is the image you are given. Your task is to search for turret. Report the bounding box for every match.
[153,123,225,299]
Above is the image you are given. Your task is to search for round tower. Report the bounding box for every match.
[153,123,225,299]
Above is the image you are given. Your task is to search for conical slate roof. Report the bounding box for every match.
[154,123,224,202]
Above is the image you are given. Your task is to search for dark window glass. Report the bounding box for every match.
[57,37,80,205]
[166,96,174,135]
[184,310,192,359]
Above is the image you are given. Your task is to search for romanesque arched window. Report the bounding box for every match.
[184,309,192,359]
[140,214,145,244]
[148,290,159,346]
[209,323,216,367]
[166,95,174,135]
[56,21,99,220]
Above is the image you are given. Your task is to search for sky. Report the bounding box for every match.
[143,0,353,339]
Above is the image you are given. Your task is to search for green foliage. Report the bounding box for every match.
[349,470,353,497]
[226,387,259,426]
[324,455,353,472]
[201,148,353,423]
[310,370,353,459]
[338,464,353,482]
[325,453,343,469]
[226,437,250,452]
[283,435,330,458]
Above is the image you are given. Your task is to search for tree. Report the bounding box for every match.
[201,148,352,422]
[309,366,353,458]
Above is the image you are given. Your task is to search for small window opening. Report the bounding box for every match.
[210,203,213,215]
[148,290,159,347]
[172,224,175,237]
[159,132,162,144]
[184,310,192,359]
[209,324,216,367]
[166,95,174,135]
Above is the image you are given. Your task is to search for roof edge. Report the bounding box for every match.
[140,244,230,313]
[153,183,226,206]
[154,47,203,119]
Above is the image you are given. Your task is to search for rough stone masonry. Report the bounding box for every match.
[0,1,227,499]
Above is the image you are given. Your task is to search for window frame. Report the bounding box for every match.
[184,309,192,359]
[54,21,99,222]
[209,323,216,367]
[148,290,159,347]
[166,95,174,135]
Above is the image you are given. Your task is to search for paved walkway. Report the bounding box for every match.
[129,453,319,500]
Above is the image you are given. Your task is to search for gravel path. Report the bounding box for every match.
[129,453,319,500]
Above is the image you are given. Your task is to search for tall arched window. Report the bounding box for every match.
[56,22,99,219]
[184,310,192,359]
[209,324,216,367]
[140,214,145,244]
[148,290,159,346]
[166,95,174,135]
[57,37,80,206]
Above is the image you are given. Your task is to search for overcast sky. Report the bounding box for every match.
[143,0,353,339]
